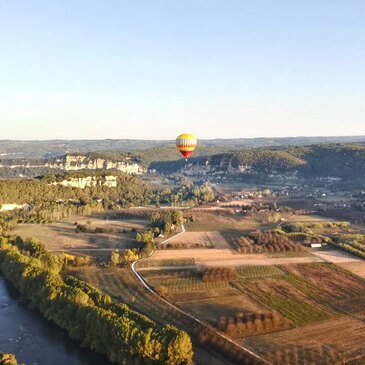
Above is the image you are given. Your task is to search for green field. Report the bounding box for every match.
[137,258,195,268]
[148,276,230,292]
[75,266,242,365]
[184,211,265,233]
[12,212,149,260]
[265,251,313,258]
[236,265,285,279]
[178,294,266,325]
[235,280,331,326]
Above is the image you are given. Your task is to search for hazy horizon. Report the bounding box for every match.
[1,134,365,142]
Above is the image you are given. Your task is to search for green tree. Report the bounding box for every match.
[120,249,139,265]
[0,236,194,365]
[110,250,121,266]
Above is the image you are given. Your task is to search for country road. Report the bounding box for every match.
[131,224,270,365]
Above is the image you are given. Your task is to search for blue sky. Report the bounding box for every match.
[0,0,364,139]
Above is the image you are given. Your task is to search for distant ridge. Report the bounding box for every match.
[0,135,364,159]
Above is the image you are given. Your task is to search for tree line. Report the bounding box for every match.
[156,180,216,207]
[333,233,365,260]
[151,210,184,236]
[118,210,186,262]
[236,231,303,254]
[0,175,217,224]
[217,310,288,336]
[0,174,152,223]
[0,174,150,205]
[0,236,193,365]
[199,267,238,282]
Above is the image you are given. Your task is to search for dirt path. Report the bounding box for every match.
[51,248,116,252]
[338,262,365,279]
[197,256,323,267]
[131,226,269,365]
[311,248,364,263]
[151,248,323,267]
[138,265,197,271]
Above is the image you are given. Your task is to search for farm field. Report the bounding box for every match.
[245,317,365,365]
[282,263,365,313]
[284,215,361,237]
[137,258,196,269]
[198,256,323,268]
[284,214,334,223]
[311,247,363,264]
[182,210,347,255]
[10,200,365,365]
[265,251,313,258]
[147,274,231,292]
[12,212,149,259]
[163,231,231,249]
[236,277,331,326]
[142,263,324,328]
[74,266,245,365]
[339,261,365,279]
[142,265,286,330]
[178,294,266,325]
[184,211,267,232]
[151,248,323,267]
[140,260,365,357]
[142,265,287,286]
[237,265,285,279]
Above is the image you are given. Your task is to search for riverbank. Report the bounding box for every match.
[0,275,111,365]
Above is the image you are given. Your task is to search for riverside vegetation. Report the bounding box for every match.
[0,236,193,365]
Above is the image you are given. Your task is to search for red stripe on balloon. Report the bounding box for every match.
[180,150,193,158]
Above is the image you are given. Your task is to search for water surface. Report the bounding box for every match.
[0,275,112,365]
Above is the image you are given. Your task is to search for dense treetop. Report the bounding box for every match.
[0,236,193,365]
[152,143,365,179]
[0,173,150,205]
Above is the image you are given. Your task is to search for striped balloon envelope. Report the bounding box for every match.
[176,133,197,159]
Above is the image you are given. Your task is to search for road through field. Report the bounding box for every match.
[311,248,364,263]
[132,225,269,365]
[151,248,323,267]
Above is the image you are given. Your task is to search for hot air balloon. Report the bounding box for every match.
[176,133,197,160]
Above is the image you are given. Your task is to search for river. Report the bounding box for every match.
[0,275,112,365]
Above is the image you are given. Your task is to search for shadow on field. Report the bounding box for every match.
[247,337,343,365]
[49,224,137,250]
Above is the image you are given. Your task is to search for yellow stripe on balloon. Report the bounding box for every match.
[177,145,196,151]
[176,133,197,158]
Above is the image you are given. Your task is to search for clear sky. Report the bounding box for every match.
[0,0,364,140]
